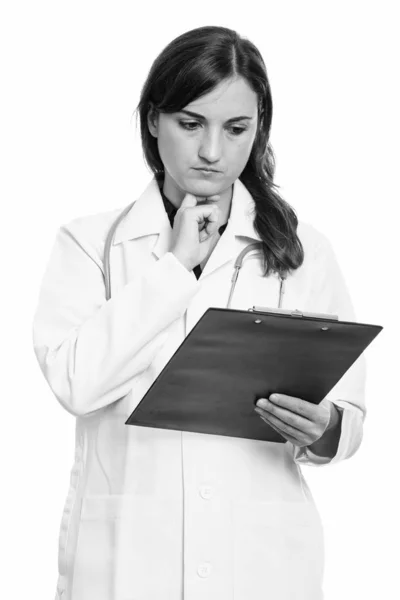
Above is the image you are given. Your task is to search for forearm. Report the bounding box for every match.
[307,401,343,458]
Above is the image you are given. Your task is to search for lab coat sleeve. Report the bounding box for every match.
[32,222,200,417]
[291,231,367,466]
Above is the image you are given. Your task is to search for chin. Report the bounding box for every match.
[191,176,223,187]
[180,178,219,194]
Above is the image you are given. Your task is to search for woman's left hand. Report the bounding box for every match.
[255,394,336,447]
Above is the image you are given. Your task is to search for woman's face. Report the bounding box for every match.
[147,76,259,204]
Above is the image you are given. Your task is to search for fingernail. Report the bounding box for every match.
[257,399,268,409]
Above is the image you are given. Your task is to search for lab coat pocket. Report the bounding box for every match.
[70,494,182,600]
[56,488,75,577]
[232,500,325,600]
[71,494,134,600]
[57,444,84,584]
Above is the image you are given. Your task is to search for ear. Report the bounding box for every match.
[147,103,159,138]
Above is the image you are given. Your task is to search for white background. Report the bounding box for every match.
[1,1,399,598]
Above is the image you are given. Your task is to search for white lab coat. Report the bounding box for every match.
[32,177,366,600]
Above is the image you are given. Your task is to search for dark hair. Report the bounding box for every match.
[132,25,304,277]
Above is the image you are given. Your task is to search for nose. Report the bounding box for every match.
[198,128,223,164]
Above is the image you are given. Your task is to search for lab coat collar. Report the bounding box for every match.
[112,176,262,279]
[113,176,262,245]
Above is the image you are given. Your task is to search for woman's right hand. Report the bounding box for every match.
[170,192,222,271]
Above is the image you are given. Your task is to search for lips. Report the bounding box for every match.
[195,168,220,172]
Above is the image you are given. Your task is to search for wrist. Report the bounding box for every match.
[307,402,343,458]
[326,401,341,431]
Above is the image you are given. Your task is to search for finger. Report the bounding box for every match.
[200,224,218,241]
[197,208,220,239]
[180,194,198,208]
[195,204,220,224]
[259,415,285,436]
[199,228,211,242]
[205,214,220,235]
[257,411,308,445]
[258,415,301,446]
[199,216,219,240]
[255,405,309,438]
[198,218,219,237]
[195,194,221,203]
[256,399,312,431]
[267,394,317,420]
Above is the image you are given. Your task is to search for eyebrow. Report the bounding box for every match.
[179,109,253,123]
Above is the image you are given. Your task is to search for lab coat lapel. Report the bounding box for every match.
[199,179,262,279]
[112,176,262,275]
[112,178,173,260]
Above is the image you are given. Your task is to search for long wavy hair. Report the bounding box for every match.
[132,25,304,278]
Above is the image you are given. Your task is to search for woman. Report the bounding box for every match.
[32,25,366,600]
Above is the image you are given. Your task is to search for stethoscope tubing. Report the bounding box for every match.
[103,202,287,308]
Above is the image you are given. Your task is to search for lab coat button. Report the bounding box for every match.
[197,563,212,578]
[199,485,213,500]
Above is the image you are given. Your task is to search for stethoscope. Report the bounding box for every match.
[103,200,288,308]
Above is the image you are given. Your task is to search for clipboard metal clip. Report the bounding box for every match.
[249,306,339,321]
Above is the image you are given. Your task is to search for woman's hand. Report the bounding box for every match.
[170,193,221,271]
[254,394,340,448]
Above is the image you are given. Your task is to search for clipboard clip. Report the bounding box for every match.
[249,306,339,320]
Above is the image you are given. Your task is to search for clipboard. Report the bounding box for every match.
[125,307,383,442]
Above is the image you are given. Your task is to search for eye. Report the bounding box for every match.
[179,121,201,131]
[178,121,247,136]
[229,127,247,136]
